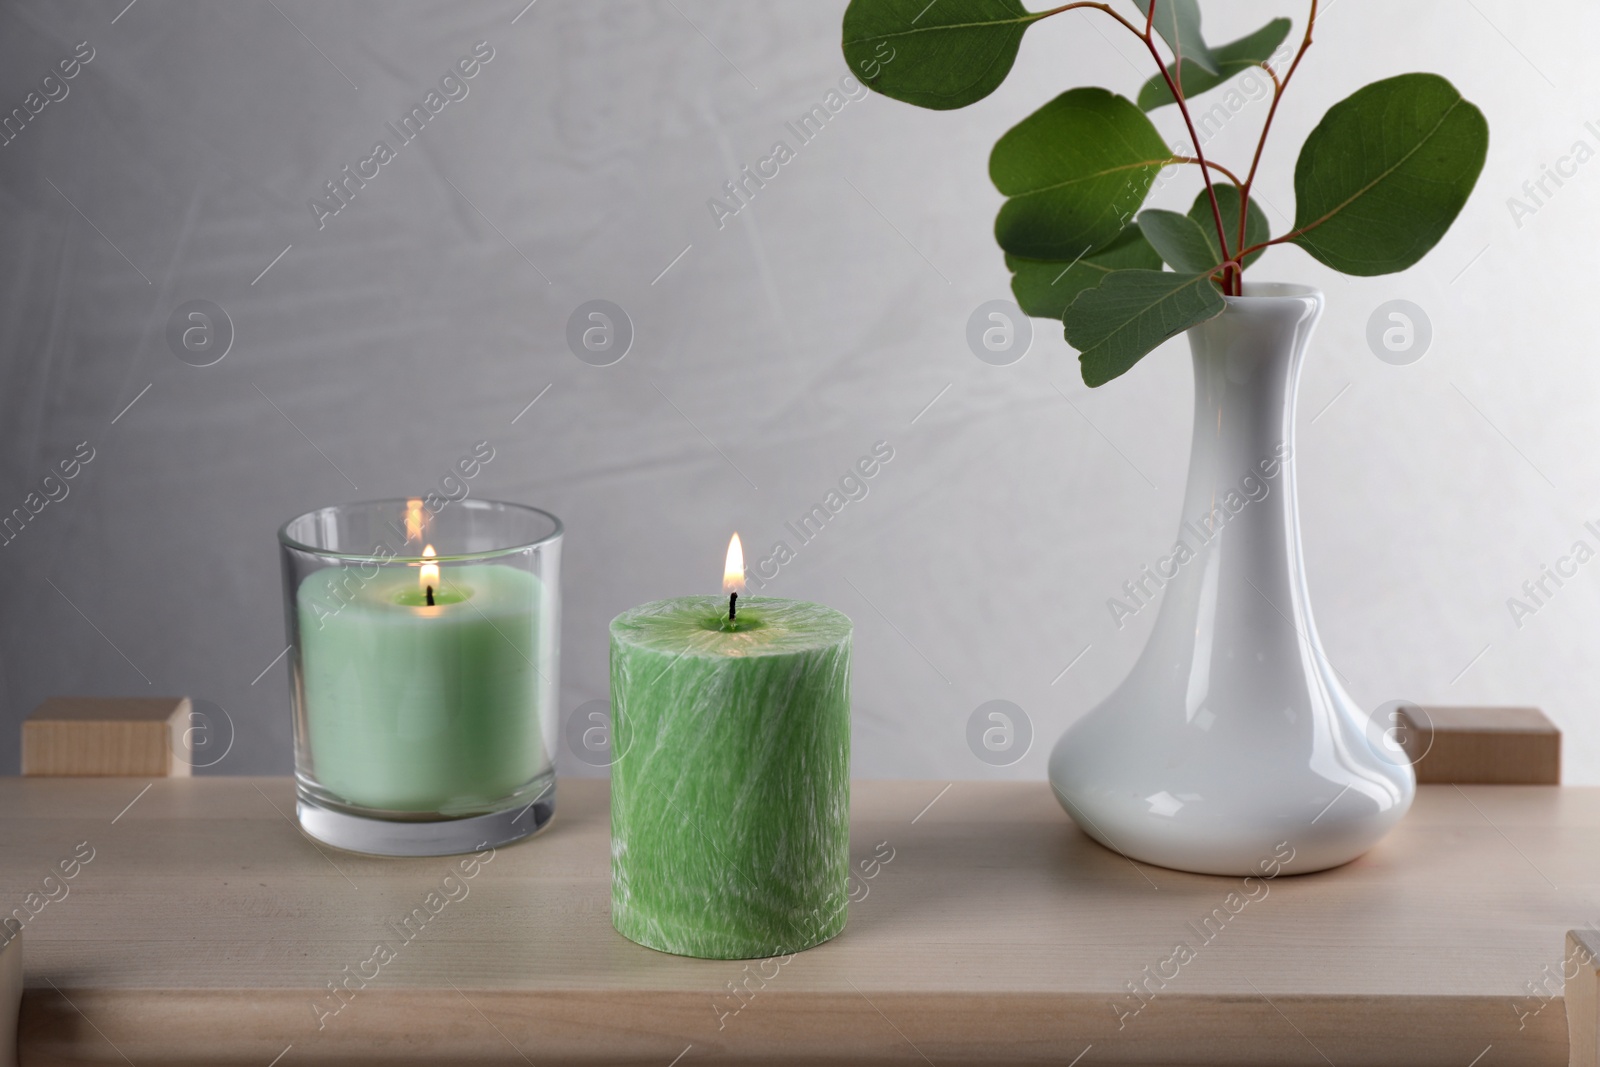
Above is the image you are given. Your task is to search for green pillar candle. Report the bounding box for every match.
[609,594,852,959]
[297,563,547,813]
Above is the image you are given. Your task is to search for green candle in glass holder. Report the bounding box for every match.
[280,498,562,858]
[609,534,852,960]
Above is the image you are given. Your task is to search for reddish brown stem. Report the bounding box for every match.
[1076,1,1268,294]
[1142,25,1236,294]
[1236,0,1318,259]
[1221,222,1316,272]
[1039,1,1145,37]
[1173,156,1245,189]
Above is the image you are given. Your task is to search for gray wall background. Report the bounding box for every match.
[1,1,1596,782]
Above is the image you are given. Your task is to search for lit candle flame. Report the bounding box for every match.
[420,543,439,591]
[405,498,425,542]
[723,533,745,594]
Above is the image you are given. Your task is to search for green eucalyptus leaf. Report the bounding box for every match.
[1137,19,1291,111]
[991,88,1173,260]
[1188,184,1270,267]
[841,0,1042,110]
[1137,209,1217,273]
[1065,269,1225,386]
[1006,224,1161,319]
[1290,72,1488,276]
[1130,0,1218,76]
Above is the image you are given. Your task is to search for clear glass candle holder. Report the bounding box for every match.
[278,498,561,856]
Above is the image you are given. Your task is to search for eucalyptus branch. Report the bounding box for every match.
[1223,225,1312,271]
[1144,26,1237,294]
[1058,1,1236,291]
[1237,0,1319,256]
[1037,2,1145,38]
[841,0,1488,385]
[1172,156,1245,190]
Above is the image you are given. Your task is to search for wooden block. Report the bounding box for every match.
[1399,705,1560,784]
[21,697,192,777]
[1569,929,1600,1067]
[0,932,15,1067]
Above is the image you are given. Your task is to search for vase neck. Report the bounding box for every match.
[1139,290,1325,647]
[1181,291,1322,520]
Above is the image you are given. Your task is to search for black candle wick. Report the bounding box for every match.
[728,591,738,621]
[426,585,435,607]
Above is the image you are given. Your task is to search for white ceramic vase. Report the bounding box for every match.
[1048,283,1414,876]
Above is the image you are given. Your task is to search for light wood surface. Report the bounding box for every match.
[0,933,16,1067]
[1568,930,1600,1067]
[1,777,1591,1065]
[20,697,192,778]
[1402,705,1561,784]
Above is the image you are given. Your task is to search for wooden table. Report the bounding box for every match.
[2,776,1594,1065]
